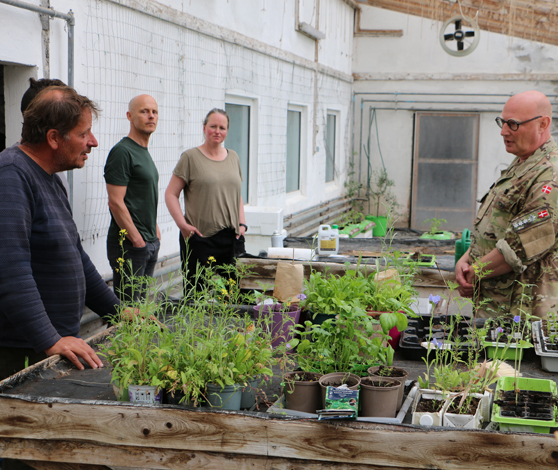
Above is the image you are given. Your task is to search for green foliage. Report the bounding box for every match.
[338,162,366,226]
[424,217,447,235]
[297,256,417,373]
[99,259,283,407]
[369,167,399,217]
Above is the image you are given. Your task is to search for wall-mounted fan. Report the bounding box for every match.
[439,15,480,57]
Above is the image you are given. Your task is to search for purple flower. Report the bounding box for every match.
[431,338,443,349]
[297,294,307,301]
[513,315,521,323]
[496,327,504,334]
[286,343,292,350]
[429,294,441,305]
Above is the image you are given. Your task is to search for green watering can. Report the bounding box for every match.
[454,229,471,266]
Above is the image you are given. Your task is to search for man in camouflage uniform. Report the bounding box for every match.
[456,90,558,318]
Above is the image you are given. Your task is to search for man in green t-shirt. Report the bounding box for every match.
[104,95,160,302]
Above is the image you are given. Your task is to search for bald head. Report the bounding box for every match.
[127,94,158,144]
[507,91,552,120]
[129,94,156,113]
[500,90,552,160]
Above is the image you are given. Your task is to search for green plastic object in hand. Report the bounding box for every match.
[454,229,471,266]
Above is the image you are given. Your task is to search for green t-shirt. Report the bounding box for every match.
[104,137,159,243]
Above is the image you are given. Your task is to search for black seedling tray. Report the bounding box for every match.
[398,314,479,361]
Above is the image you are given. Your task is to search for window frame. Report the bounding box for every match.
[224,93,259,206]
[325,109,340,184]
[286,103,308,196]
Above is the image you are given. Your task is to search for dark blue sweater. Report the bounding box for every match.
[0,145,120,352]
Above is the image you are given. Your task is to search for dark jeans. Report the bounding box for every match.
[179,228,245,295]
[107,238,160,303]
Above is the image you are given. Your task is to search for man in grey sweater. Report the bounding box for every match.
[0,86,120,381]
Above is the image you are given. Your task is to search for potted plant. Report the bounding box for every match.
[300,268,369,324]
[368,365,409,412]
[420,217,454,240]
[283,371,323,413]
[367,167,398,237]
[360,376,402,418]
[99,312,167,404]
[318,372,361,409]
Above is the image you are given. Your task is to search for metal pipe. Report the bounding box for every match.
[0,0,72,21]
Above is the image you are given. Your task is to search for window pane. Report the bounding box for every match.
[326,114,336,182]
[412,113,478,231]
[225,103,250,202]
[286,110,301,193]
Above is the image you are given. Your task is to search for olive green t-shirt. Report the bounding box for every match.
[104,137,159,243]
[172,147,242,237]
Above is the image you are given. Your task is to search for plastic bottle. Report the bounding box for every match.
[331,224,340,254]
[318,224,339,256]
[271,230,283,247]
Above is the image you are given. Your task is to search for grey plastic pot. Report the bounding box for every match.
[284,372,323,413]
[318,372,361,409]
[368,365,409,411]
[206,383,242,410]
[360,376,402,417]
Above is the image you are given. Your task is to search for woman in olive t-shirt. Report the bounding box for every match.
[165,108,247,293]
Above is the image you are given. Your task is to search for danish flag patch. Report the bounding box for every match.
[539,210,549,218]
[542,185,552,194]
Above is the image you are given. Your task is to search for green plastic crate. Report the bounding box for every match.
[402,252,436,268]
[491,377,557,433]
[482,339,532,361]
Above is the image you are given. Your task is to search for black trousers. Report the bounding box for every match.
[179,228,245,295]
[0,347,47,381]
[0,349,48,470]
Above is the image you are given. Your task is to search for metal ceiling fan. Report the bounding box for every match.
[439,15,480,57]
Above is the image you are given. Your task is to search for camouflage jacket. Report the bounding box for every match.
[471,138,558,319]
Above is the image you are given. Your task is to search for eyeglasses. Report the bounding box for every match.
[495,116,542,131]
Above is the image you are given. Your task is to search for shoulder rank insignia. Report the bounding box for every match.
[512,209,550,233]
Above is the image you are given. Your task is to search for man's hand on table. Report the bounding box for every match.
[45,336,103,371]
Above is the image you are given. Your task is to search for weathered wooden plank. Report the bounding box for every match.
[415,268,455,288]
[1,397,558,469]
[239,258,454,291]
[0,437,411,470]
[21,460,110,470]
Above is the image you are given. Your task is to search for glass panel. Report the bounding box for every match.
[225,103,250,202]
[416,162,473,209]
[418,115,476,161]
[413,113,478,232]
[286,110,301,193]
[326,114,336,182]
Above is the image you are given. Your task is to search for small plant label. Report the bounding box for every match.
[317,386,359,420]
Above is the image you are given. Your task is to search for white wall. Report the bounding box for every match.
[0,0,355,273]
[353,6,558,76]
[353,5,558,227]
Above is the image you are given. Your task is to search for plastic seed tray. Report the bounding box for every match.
[491,376,558,434]
[402,252,436,268]
[532,321,558,373]
[399,314,476,361]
